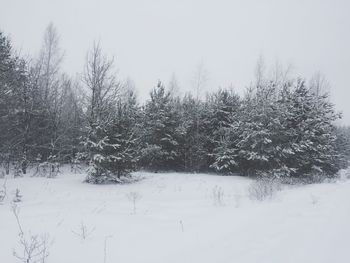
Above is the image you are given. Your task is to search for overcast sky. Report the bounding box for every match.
[1,0,349,123]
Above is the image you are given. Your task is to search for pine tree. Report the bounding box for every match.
[140,81,181,171]
[83,42,135,183]
[110,91,140,177]
[334,126,350,169]
[0,32,40,174]
[282,80,341,177]
[177,94,206,172]
[0,31,19,173]
[205,89,240,172]
[211,78,342,178]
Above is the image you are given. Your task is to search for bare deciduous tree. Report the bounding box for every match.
[254,54,266,91]
[83,41,120,124]
[309,71,330,98]
[192,62,208,101]
[37,22,63,101]
[168,72,180,98]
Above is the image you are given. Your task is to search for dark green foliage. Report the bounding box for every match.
[176,94,207,172]
[140,81,181,171]
[211,79,343,178]
[0,30,83,175]
[0,28,348,181]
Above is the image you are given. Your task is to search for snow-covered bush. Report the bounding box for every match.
[33,162,59,178]
[85,162,122,184]
[14,162,23,177]
[70,157,82,174]
[13,188,22,203]
[248,177,282,201]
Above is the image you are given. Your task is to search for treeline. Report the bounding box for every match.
[1,25,349,183]
[0,25,83,176]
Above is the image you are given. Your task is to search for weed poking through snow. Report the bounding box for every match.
[179,220,184,232]
[212,186,224,206]
[126,191,142,214]
[310,194,319,205]
[72,221,95,240]
[103,235,113,263]
[12,204,51,263]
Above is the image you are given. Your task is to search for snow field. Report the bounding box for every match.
[1,168,350,263]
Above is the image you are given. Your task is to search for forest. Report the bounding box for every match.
[1,24,350,184]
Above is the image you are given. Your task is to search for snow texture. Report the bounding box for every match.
[1,167,350,263]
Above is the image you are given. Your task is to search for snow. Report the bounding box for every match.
[1,168,350,263]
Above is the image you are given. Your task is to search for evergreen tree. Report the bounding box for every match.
[177,94,206,172]
[334,126,350,169]
[282,80,341,176]
[83,43,137,183]
[211,78,342,178]
[140,81,181,171]
[205,89,241,171]
[0,32,42,174]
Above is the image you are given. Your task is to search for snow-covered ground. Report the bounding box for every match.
[1,168,350,263]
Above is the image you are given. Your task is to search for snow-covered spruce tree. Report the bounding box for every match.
[83,42,137,184]
[211,82,283,175]
[176,93,207,172]
[205,89,241,172]
[281,80,341,177]
[0,31,20,173]
[0,31,44,175]
[112,90,141,176]
[140,81,181,171]
[211,76,343,178]
[334,126,350,169]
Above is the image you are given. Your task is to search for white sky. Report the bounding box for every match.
[1,0,349,124]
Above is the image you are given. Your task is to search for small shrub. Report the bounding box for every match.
[212,186,224,206]
[33,162,59,178]
[85,163,122,184]
[13,188,22,203]
[12,204,51,263]
[248,177,282,201]
[70,159,82,174]
[14,162,23,177]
